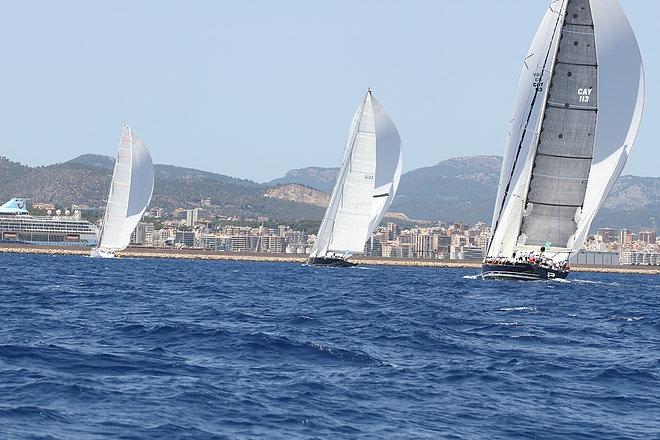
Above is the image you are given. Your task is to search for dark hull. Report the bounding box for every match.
[481,263,569,280]
[307,257,357,267]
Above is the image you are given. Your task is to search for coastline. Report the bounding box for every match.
[1,243,658,275]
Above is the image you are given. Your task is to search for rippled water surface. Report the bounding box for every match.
[0,253,658,439]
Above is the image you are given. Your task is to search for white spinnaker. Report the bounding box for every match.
[98,125,154,252]
[311,91,402,258]
[569,0,644,251]
[488,0,567,258]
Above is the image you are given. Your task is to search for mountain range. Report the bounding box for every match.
[0,154,657,232]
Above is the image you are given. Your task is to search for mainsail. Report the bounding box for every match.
[95,125,155,256]
[487,0,644,261]
[310,90,403,259]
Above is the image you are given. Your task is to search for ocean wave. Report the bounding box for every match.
[0,254,658,439]
[305,341,397,368]
[0,406,69,423]
[594,366,658,383]
[573,279,621,287]
[608,315,644,322]
[496,306,538,312]
[550,278,571,284]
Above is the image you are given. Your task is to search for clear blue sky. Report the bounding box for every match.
[0,1,656,181]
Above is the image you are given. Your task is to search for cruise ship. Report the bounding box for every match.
[0,198,99,246]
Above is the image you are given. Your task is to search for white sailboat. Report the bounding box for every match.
[308,90,403,267]
[483,0,644,280]
[91,125,155,258]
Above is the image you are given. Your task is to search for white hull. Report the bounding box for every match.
[90,248,116,259]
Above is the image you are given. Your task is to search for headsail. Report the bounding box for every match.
[310,90,402,259]
[96,125,155,254]
[487,0,644,261]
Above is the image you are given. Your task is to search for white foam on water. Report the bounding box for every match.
[550,278,571,284]
[610,315,644,322]
[495,321,523,327]
[497,306,538,312]
[573,279,620,287]
[463,275,480,280]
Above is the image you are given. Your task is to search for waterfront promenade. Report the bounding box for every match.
[2,243,658,275]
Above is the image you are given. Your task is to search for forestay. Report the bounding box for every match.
[97,125,155,253]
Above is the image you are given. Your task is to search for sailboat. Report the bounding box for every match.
[91,125,155,258]
[483,0,644,280]
[308,90,403,267]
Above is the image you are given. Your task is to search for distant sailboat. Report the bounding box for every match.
[91,125,155,258]
[308,90,403,267]
[483,0,644,280]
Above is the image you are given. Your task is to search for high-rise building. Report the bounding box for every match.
[413,234,433,258]
[386,222,400,240]
[619,229,632,247]
[638,228,657,245]
[263,236,285,253]
[596,228,618,243]
[131,222,152,245]
[365,235,382,257]
[433,234,451,259]
[231,235,258,252]
[198,234,231,251]
[185,209,199,227]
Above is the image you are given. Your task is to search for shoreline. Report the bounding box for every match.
[1,243,658,275]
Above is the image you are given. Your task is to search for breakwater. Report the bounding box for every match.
[1,243,658,275]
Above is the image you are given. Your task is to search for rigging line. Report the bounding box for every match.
[489,0,566,253]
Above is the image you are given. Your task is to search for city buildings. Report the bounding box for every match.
[5,196,658,266]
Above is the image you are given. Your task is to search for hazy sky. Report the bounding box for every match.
[0,1,656,181]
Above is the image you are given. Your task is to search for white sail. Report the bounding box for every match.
[95,125,155,256]
[311,91,402,259]
[368,96,404,238]
[570,0,645,251]
[487,0,644,261]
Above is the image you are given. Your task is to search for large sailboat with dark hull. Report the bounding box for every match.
[483,0,644,280]
[308,90,403,267]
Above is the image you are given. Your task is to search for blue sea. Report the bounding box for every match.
[0,253,658,439]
